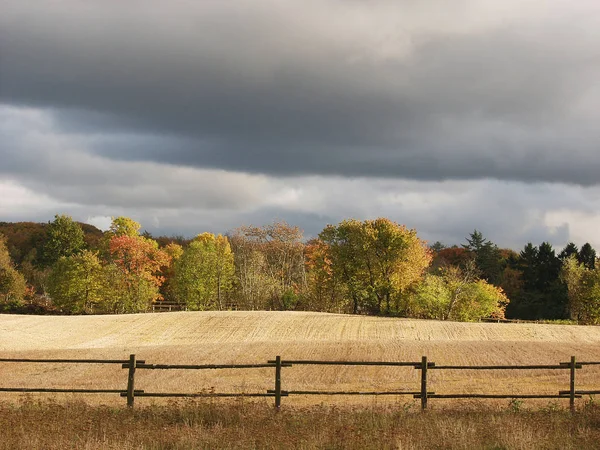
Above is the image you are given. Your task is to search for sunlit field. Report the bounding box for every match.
[1,311,599,409]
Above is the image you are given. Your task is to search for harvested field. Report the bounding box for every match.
[1,311,599,407]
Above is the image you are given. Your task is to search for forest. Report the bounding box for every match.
[0,215,598,324]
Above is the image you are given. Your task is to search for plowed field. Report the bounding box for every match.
[1,311,599,406]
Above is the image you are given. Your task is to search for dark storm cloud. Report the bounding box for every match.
[2,0,600,184]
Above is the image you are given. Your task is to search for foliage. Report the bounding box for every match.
[408,264,509,321]
[47,251,105,313]
[317,218,431,315]
[463,230,503,284]
[173,233,235,310]
[106,233,171,313]
[42,214,86,266]
[561,256,600,324]
[0,221,48,266]
[229,221,305,310]
[303,238,340,312]
[432,246,472,271]
[506,242,569,320]
[0,234,27,305]
[2,216,597,321]
[109,216,142,237]
[578,243,596,270]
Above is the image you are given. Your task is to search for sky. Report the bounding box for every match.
[1,0,600,250]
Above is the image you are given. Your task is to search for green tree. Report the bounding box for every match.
[47,251,104,313]
[318,218,431,315]
[173,233,235,311]
[561,255,600,324]
[318,219,367,314]
[408,264,508,321]
[42,214,85,266]
[109,217,141,237]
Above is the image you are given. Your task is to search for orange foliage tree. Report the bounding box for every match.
[104,234,171,313]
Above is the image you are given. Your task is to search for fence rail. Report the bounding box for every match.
[1,354,598,410]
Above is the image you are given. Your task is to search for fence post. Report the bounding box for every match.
[126,354,137,408]
[275,355,282,409]
[421,356,428,410]
[570,355,576,412]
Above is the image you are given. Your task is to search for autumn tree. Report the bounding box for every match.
[47,250,105,313]
[173,233,235,310]
[160,242,184,303]
[317,218,431,315]
[42,214,86,266]
[304,238,342,312]
[0,234,27,306]
[431,246,472,272]
[229,221,305,310]
[103,219,171,313]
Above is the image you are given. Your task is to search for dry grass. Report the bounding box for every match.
[1,311,599,408]
[1,399,599,449]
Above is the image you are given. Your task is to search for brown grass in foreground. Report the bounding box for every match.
[2,399,600,450]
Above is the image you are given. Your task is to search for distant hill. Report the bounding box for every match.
[0,221,104,266]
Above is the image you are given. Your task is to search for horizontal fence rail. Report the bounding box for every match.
[272,390,435,396]
[135,363,285,369]
[430,364,582,370]
[0,388,144,394]
[420,394,582,399]
[121,392,285,398]
[1,355,598,410]
[0,358,145,364]
[269,360,428,367]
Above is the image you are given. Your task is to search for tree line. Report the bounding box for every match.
[0,215,598,324]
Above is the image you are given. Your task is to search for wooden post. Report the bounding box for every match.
[126,354,137,408]
[275,355,282,409]
[421,356,428,410]
[570,355,576,412]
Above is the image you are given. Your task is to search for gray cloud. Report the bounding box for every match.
[2,1,600,251]
[2,0,600,183]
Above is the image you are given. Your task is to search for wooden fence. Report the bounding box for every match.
[1,355,599,410]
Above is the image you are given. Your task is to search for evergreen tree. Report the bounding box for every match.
[578,243,596,270]
[507,242,567,320]
[463,230,502,284]
[559,242,579,261]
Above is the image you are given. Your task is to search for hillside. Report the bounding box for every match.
[0,221,104,265]
[1,311,599,405]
